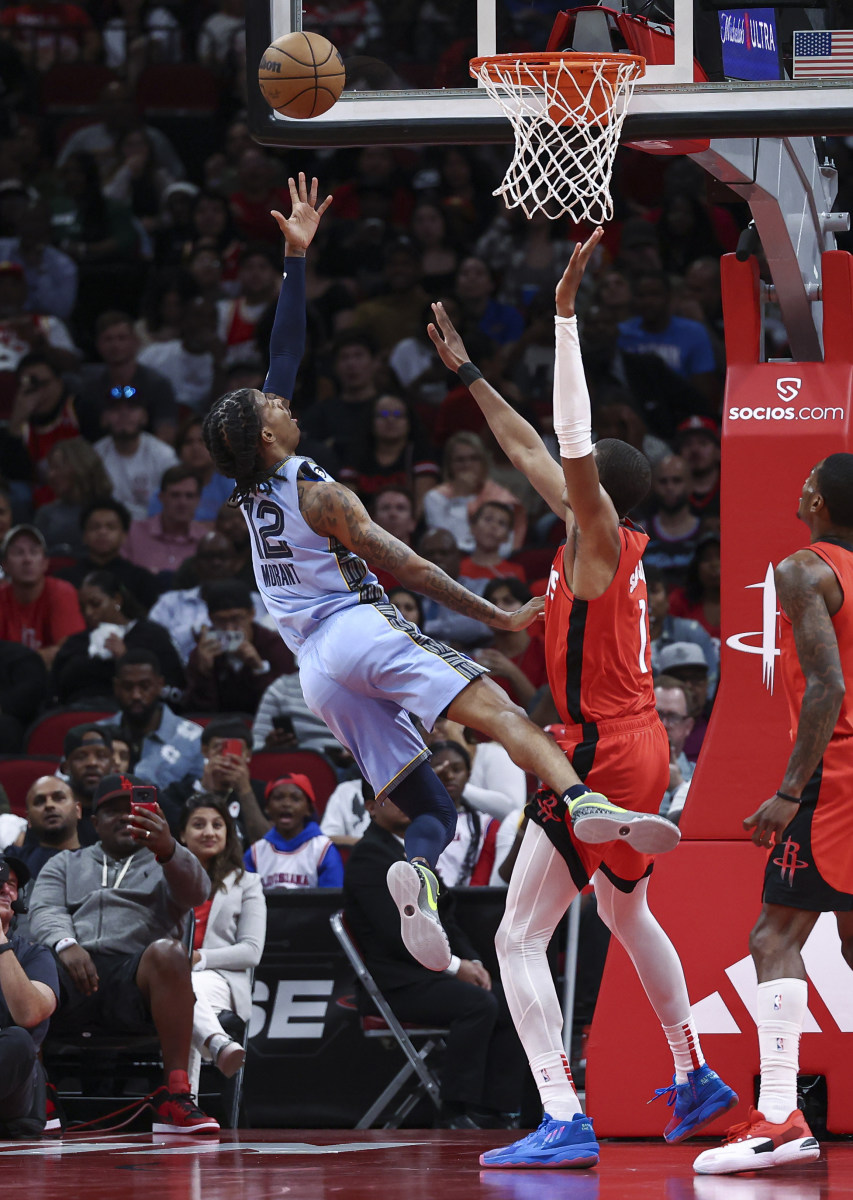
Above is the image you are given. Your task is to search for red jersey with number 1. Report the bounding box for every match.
[544,524,655,726]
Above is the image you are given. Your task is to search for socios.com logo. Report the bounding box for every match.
[729,404,844,421]
[776,377,802,402]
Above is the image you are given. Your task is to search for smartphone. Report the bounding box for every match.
[221,738,245,759]
[272,715,295,737]
[131,785,158,813]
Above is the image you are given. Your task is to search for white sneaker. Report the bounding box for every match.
[692,1107,820,1175]
[387,860,451,971]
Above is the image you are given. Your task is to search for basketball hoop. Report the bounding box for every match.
[469,52,645,223]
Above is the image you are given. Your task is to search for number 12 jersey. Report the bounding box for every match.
[242,456,383,656]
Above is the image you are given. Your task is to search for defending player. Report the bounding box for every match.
[694,454,853,1175]
[202,178,672,976]
[428,230,735,1168]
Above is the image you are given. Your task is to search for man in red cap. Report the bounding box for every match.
[675,415,721,520]
[244,775,343,891]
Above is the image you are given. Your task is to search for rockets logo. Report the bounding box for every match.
[725,564,779,693]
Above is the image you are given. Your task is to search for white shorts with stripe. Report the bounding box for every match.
[297,602,487,800]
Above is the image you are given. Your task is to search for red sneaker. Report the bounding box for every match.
[693,1107,820,1175]
[151,1087,220,1135]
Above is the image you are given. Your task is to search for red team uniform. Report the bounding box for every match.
[528,522,670,889]
[765,537,853,910]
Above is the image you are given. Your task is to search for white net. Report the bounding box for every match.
[471,54,645,223]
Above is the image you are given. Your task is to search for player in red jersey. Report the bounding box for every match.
[694,454,853,1175]
[428,230,736,1168]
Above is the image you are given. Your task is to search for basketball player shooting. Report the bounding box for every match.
[428,228,736,1168]
[202,176,647,976]
[694,454,853,1175]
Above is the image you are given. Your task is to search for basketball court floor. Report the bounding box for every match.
[1,1129,850,1199]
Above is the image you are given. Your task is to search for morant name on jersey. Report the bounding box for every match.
[242,455,385,655]
[260,561,301,588]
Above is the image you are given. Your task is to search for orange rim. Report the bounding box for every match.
[469,51,646,83]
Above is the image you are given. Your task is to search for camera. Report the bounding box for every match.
[213,629,244,653]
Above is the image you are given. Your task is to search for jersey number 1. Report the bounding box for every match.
[244,497,293,560]
[638,598,649,675]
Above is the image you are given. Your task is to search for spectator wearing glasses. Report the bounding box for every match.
[123,465,207,578]
[57,498,161,612]
[94,386,179,521]
[0,525,84,668]
[654,676,695,824]
[338,394,439,516]
[76,310,178,445]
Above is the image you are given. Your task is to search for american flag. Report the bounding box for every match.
[793,30,853,77]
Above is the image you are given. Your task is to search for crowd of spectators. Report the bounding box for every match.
[1,0,852,1137]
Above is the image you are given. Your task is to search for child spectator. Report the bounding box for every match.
[244,776,343,891]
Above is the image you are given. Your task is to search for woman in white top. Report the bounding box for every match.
[179,795,266,1095]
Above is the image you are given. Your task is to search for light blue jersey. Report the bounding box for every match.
[242,455,384,655]
[241,454,488,799]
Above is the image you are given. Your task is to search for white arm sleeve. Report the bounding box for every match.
[553,314,593,460]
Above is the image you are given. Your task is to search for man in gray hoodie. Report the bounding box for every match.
[29,774,219,1135]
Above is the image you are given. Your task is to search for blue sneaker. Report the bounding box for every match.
[651,1066,738,1143]
[480,1112,599,1169]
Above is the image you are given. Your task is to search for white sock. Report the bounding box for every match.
[662,1015,705,1084]
[756,978,807,1122]
[528,1052,582,1119]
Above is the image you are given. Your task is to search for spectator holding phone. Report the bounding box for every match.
[244,776,343,892]
[182,580,294,715]
[28,775,220,1135]
[159,720,270,846]
[178,795,266,1096]
[252,671,346,758]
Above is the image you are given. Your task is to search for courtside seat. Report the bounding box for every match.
[330,911,449,1129]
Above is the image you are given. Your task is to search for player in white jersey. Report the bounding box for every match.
[203,176,651,973]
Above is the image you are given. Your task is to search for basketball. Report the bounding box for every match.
[258,31,346,120]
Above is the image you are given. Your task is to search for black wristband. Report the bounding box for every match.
[457,361,483,388]
[776,791,802,804]
[0,942,15,955]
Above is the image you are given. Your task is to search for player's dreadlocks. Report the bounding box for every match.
[203,389,274,505]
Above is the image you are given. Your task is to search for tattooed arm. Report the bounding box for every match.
[743,551,844,848]
[298,478,544,631]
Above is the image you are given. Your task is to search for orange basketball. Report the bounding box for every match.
[258,31,346,120]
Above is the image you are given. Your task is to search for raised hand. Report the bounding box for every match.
[427,301,471,372]
[271,172,333,254]
[555,226,604,318]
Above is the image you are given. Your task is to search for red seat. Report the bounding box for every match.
[0,755,62,815]
[183,713,254,731]
[250,750,338,816]
[135,64,219,116]
[25,709,113,756]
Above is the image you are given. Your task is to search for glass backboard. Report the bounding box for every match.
[246,1,853,148]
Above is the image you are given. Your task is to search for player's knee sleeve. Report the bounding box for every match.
[390,761,457,844]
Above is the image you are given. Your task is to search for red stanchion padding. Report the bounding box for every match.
[679,253,853,841]
[586,842,853,1135]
